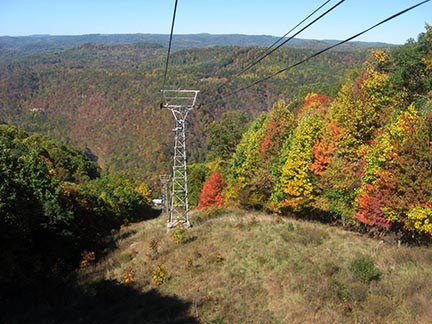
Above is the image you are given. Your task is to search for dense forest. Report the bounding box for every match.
[199,25,432,241]
[0,35,374,189]
[0,124,154,283]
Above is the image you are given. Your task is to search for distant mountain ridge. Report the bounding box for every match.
[0,33,395,56]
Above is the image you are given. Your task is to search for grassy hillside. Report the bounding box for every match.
[5,210,430,323]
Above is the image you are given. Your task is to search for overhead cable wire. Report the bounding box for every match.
[217,0,345,91]
[162,0,179,91]
[235,0,431,93]
[252,0,333,58]
[218,0,333,90]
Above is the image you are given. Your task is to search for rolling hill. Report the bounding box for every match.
[0,35,376,188]
[0,33,394,56]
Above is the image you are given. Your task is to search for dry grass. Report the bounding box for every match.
[76,207,432,323]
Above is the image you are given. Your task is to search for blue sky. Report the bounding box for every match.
[0,0,430,44]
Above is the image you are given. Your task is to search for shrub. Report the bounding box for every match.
[149,238,160,257]
[79,251,96,269]
[151,265,168,286]
[287,222,295,232]
[207,252,224,264]
[122,267,135,285]
[172,228,187,244]
[350,255,381,283]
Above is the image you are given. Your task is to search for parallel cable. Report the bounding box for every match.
[262,0,332,56]
[255,0,332,58]
[162,0,179,91]
[218,0,345,91]
[235,0,431,93]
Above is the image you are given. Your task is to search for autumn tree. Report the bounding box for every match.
[356,105,432,236]
[225,100,296,209]
[273,113,323,212]
[225,114,266,204]
[197,170,226,209]
[314,54,396,222]
[245,99,296,209]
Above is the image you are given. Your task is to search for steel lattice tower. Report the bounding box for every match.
[159,174,171,218]
[161,89,199,229]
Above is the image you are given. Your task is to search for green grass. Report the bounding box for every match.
[6,208,431,323]
[76,208,432,323]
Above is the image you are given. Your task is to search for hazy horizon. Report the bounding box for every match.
[1,0,430,44]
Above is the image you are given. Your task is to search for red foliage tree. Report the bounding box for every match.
[197,170,226,209]
[355,183,391,229]
[297,93,331,120]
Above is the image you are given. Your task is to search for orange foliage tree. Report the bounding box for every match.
[197,170,226,209]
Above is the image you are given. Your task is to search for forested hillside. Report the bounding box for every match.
[0,124,153,283]
[206,25,432,241]
[0,38,372,188]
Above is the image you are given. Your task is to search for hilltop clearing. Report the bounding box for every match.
[4,209,431,323]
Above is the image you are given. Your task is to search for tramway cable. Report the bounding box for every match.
[217,0,345,91]
[161,0,179,93]
[233,0,431,94]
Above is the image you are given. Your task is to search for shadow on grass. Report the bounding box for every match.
[1,279,198,324]
[133,206,163,222]
[288,207,337,224]
[94,208,163,266]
